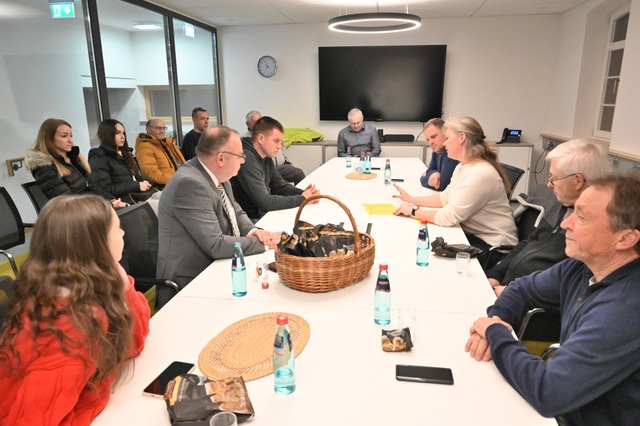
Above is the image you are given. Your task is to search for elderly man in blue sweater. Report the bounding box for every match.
[466,171,640,426]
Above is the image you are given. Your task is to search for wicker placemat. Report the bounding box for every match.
[198,312,310,382]
[346,172,377,180]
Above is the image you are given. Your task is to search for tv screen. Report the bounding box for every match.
[319,45,446,122]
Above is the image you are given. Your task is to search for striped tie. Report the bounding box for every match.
[217,183,240,237]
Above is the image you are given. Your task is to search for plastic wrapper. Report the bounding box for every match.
[164,374,254,425]
[277,221,355,258]
[430,236,484,258]
[381,328,413,352]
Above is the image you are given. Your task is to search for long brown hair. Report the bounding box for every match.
[444,116,511,194]
[0,195,134,387]
[33,118,91,177]
[97,118,136,173]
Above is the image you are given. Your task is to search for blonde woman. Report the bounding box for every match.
[394,116,517,250]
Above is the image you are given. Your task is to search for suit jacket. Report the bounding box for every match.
[156,158,265,289]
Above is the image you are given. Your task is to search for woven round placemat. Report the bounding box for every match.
[346,172,377,180]
[198,312,310,382]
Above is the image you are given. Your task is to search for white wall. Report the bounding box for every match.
[219,16,559,148]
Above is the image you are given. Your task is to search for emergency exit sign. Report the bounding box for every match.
[50,2,75,19]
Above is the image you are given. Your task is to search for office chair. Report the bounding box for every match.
[117,202,179,313]
[0,187,34,277]
[21,181,49,214]
[500,163,525,200]
[517,307,562,357]
[0,275,15,328]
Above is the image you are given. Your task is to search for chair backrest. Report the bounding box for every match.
[0,275,15,328]
[21,181,50,214]
[117,202,159,279]
[0,187,25,251]
[500,163,525,200]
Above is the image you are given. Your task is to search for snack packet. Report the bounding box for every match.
[381,328,414,352]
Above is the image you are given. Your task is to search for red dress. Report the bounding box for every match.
[0,276,150,426]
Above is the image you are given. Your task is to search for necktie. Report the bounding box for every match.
[217,183,240,237]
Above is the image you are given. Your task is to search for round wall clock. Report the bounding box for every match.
[257,55,278,78]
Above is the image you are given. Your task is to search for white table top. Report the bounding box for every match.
[94,157,553,425]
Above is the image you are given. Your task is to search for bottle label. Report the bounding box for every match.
[418,229,427,242]
[232,256,238,269]
[376,277,390,292]
[274,332,292,356]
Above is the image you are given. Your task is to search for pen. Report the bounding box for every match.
[371,167,381,170]
[391,178,404,182]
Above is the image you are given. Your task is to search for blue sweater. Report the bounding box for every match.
[486,257,640,425]
[419,150,459,191]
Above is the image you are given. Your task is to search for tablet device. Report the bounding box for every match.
[143,361,195,398]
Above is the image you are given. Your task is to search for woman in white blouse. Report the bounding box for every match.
[394,116,517,250]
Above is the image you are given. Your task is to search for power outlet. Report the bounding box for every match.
[544,140,557,150]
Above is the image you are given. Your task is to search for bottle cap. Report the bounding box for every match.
[379,263,388,270]
[421,220,428,225]
[276,314,289,325]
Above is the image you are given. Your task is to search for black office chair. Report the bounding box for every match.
[117,202,178,313]
[22,181,50,214]
[517,307,562,357]
[0,187,34,276]
[0,275,15,328]
[500,163,525,200]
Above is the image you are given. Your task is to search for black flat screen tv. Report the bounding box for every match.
[319,45,446,122]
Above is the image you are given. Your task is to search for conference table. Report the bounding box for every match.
[94,157,553,425]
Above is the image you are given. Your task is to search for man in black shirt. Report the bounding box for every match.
[182,107,210,160]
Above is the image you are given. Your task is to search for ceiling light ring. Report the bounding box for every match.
[328,12,421,34]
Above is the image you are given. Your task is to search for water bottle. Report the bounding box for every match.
[364,152,372,174]
[374,264,391,325]
[231,242,247,297]
[416,220,430,266]
[346,146,352,168]
[273,314,296,395]
[384,159,391,185]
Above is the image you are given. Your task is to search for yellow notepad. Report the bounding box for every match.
[362,203,397,215]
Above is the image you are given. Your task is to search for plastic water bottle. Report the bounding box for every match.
[364,152,372,174]
[384,159,391,185]
[416,220,430,266]
[374,264,391,325]
[346,147,352,168]
[273,314,296,395]
[231,242,247,297]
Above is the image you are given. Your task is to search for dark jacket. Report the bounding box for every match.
[230,137,304,220]
[25,146,113,200]
[88,145,153,204]
[486,201,568,285]
[420,150,459,191]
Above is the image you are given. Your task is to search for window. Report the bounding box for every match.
[595,6,629,137]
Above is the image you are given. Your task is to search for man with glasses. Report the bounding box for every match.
[487,139,611,296]
[467,171,640,426]
[135,118,185,188]
[156,125,280,304]
[231,116,320,221]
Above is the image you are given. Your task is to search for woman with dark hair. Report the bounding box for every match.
[89,119,154,205]
[25,118,127,208]
[393,116,517,250]
[0,195,150,425]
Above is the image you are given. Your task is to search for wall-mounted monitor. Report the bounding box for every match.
[318,45,446,122]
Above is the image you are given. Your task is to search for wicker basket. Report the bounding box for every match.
[274,194,375,292]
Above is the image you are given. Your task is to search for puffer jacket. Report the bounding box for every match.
[88,145,153,204]
[25,147,113,200]
[135,133,185,187]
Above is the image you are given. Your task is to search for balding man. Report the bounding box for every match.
[156,126,280,303]
[135,118,185,187]
[337,108,381,157]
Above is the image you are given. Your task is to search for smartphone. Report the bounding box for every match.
[143,361,195,398]
[267,261,277,273]
[395,364,454,385]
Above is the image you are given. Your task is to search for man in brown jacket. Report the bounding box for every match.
[135,118,185,187]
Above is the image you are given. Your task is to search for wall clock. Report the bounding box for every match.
[257,55,278,78]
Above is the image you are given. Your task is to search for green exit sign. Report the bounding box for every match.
[50,2,75,19]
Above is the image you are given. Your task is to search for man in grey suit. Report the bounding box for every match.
[156,125,280,304]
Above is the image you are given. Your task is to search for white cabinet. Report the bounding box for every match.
[496,143,533,199]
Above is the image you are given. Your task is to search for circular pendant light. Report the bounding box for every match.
[328,12,421,34]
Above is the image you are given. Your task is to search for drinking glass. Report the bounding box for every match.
[210,411,237,426]
[456,252,471,275]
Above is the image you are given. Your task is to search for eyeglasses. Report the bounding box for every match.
[147,126,168,131]
[548,173,578,187]
[221,151,246,160]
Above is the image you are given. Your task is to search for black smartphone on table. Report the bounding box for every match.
[395,364,454,385]
[143,361,195,398]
